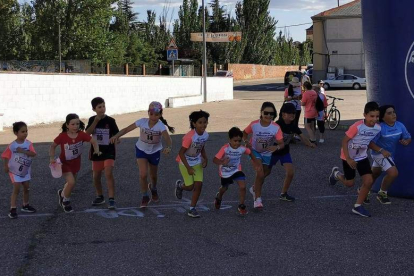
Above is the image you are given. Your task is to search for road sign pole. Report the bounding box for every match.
[202,0,207,103]
[172,60,175,76]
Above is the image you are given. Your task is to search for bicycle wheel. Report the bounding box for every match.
[328,109,341,130]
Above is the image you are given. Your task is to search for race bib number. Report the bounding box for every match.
[140,129,161,144]
[64,142,83,160]
[93,128,110,145]
[254,138,272,153]
[186,142,204,157]
[9,155,32,177]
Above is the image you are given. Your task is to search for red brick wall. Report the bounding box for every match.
[227,64,303,80]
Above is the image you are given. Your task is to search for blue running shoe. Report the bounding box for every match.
[329,167,339,185]
[352,205,371,217]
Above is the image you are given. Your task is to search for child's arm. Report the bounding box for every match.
[368,141,391,157]
[342,136,357,169]
[201,147,208,168]
[269,139,285,152]
[16,147,37,157]
[49,142,58,164]
[400,138,412,146]
[178,146,195,175]
[161,130,172,155]
[85,116,103,135]
[2,158,9,173]
[90,138,101,156]
[242,130,251,148]
[110,123,137,144]
[248,151,262,172]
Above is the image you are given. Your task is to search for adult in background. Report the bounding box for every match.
[301,81,317,143]
[284,77,302,130]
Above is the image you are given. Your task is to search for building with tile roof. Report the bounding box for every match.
[311,0,364,83]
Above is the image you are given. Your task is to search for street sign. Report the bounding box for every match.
[167,38,178,49]
[167,49,178,61]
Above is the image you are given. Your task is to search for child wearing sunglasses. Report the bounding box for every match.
[110,101,174,208]
[243,102,284,209]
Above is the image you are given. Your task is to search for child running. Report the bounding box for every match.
[50,114,101,213]
[1,122,37,219]
[329,102,381,217]
[174,110,210,218]
[213,127,261,215]
[314,84,328,143]
[243,102,284,209]
[269,103,316,202]
[110,102,174,208]
[368,105,411,204]
[85,97,120,209]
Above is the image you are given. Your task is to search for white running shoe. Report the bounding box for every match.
[319,139,325,143]
[254,197,263,209]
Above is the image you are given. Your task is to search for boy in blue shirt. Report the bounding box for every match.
[369,105,411,204]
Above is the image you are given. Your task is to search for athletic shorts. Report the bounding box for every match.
[250,149,271,165]
[92,159,115,171]
[179,163,203,186]
[342,158,372,180]
[372,155,396,172]
[304,118,316,124]
[135,147,161,166]
[269,153,293,167]
[221,171,246,187]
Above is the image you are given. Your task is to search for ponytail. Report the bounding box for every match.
[160,116,175,133]
[288,84,294,97]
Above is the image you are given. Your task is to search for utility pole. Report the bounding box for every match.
[202,0,207,103]
[337,0,340,7]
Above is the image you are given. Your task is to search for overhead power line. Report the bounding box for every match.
[276,22,313,29]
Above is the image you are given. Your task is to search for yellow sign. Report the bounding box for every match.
[190,32,242,43]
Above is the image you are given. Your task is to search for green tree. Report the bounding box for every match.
[0,0,24,60]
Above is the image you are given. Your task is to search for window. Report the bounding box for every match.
[336,75,345,80]
[344,75,355,80]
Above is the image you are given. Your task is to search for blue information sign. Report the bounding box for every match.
[167,49,178,61]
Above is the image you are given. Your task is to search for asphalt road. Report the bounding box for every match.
[1,80,414,276]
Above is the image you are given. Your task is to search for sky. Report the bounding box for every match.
[131,0,355,42]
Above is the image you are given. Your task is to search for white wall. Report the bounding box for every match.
[0,73,233,127]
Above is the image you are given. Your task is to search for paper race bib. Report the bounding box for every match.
[140,129,161,144]
[64,142,83,160]
[9,155,32,177]
[186,142,204,157]
[93,128,110,145]
[254,137,273,153]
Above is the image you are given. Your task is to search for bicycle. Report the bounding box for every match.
[325,95,344,130]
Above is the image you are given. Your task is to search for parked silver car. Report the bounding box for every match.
[322,74,366,90]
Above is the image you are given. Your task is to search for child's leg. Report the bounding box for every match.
[11,183,21,208]
[236,180,246,205]
[253,160,266,199]
[317,120,325,139]
[136,159,149,194]
[356,174,374,205]
[93,170,103,196]
[191,182,203,208]
[336,160,356,187]
[62,173,77,198]
[104,166,115,198]
[372,167,382,184]
[381,167,399,191]
[281,163,294,194]
[22,181,30,205]
[217,185,228,200]
[148,163,158,189]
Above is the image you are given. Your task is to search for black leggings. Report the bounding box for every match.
[317,120,325,133]
[294,110,301,129]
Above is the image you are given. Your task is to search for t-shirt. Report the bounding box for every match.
[272,118,302,156]
[215,144,251,178]
[86,115,119,161]
[176,129,209,167]
[284,86,302,111]
[54,131,92,173]
[340,120,381,161]
[316,93,328,120]
[1,140,36,182]
[371,121,411,158]
[301,90,318,119]
[244,120,283,157]
[135,118,167,154]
